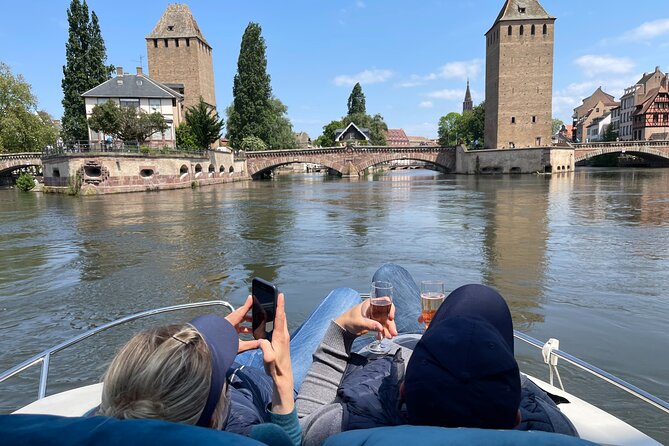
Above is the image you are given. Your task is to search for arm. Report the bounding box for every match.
[296,300,397,419]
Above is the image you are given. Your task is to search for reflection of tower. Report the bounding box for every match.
[146,4,216,110]
[479,177,549,327]
[463,79,473,113]
[484,0,555,149]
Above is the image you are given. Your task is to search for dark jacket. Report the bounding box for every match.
[336,353,578,436]
[225,363,274,435]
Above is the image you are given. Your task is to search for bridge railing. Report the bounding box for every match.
[243,145,453,158]
[42,141,207,157]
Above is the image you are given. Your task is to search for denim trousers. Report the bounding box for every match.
[234,263,424,391]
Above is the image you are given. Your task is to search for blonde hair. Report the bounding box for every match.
[100,324,227,426]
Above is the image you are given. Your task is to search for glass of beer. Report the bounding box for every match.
[368,281,393,353]
[421,281,445,329]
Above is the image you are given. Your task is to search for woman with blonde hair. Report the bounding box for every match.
[99,294,299,445]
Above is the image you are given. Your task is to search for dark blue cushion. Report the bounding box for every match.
[0,414,265,446]
[324,425,598,446]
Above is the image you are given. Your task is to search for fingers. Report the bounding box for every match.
[258,339,275,364]
[388,304,396,321]
[226,295,254,326]
[238,339,260,353]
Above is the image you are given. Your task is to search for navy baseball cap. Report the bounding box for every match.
[404,284,521,429]
[189,314,238,427]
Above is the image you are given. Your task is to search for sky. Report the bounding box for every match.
[2,0,669,139]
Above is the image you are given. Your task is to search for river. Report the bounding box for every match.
[0,168,667,441]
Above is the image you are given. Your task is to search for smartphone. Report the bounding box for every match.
[251,277,278,341]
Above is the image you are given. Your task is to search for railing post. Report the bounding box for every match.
[38,353,50,400]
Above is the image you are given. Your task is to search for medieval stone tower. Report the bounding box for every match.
[146,4,216,110]
[463,80,473,113]
[484,0,555,149]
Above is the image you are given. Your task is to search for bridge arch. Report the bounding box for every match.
[574,144,669,164]
[0,153,43,176]
[248,157,344,179]
[354,153,453,174]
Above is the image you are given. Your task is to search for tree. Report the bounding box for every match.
[87,100,120,137]
[0,63,59,153]
[454,102,485,148]
[16,173,36,191]
[347,83,366,116]
[602,124,617,142]
[227,22,272,149]
[175,123,199,150]
[552,118,564,135]
[88,101,166,143]
[438,112,461,146]
[185,97,224,149]
[240,136,267,151]
[315,119,344,147]
[61,0,113,142]
[265,98,297,149]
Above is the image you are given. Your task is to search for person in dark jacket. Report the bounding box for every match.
[296,264,577,445]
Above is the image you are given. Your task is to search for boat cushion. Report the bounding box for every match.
[324,425,598,446]
[0,414,265,446]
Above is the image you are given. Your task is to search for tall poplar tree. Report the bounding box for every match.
[227,22,272,149]
[347,83,366,116]
[61,0,112,142]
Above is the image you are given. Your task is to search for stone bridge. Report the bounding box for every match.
[244,146,457,178]
[0,152,42,176]
[573,140,669,164]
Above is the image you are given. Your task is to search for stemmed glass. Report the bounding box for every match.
[368,281,393,354]
[420,281,445,329]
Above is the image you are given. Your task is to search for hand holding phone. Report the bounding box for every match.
[252,277,279,341]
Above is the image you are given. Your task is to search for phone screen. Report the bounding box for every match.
[252,278,278,340]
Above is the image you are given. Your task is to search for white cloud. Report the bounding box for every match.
[356,1,366,8]
[334,69,394,86]
[419,101,434,108]
[426,89,464,100]
[574,55,635,77]
[624,18,669,41]
[437,59,482,80]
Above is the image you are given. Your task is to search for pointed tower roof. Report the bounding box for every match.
[494,0,554,22]
[146,4,209,46]
[464,80,472,102]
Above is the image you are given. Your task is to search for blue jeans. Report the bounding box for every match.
[234,264,423,391]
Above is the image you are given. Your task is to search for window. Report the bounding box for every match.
[164,39,168,47]
[508,25,512,36]
[149,98,161,112]
[531,25,536,35]
[543,24,548,35]
[120,98,140,109]
[167,25,174,31]
[175,38,179,47]
[520,25,524,35]
[511,117,516,124]
[97,97,110,105]
[153,39,158,48]
[186,38,190,47]
[532,116,537,123]
[518,6,526,13]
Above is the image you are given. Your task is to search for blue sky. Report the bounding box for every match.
[2,0,668,139]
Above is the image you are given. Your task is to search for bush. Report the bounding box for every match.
[16,173,36,191]
[240,135,267,151]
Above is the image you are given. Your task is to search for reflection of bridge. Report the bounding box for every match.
[573,140,669,164]
[0,152,42,176]
[244,146,456,178]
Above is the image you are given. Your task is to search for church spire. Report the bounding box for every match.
[463,79,473,113]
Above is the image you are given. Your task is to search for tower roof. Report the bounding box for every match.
[464,80,472,102]
[146,4,209,46]
[493,0,554,24]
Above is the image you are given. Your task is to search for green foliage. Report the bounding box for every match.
[265,98,297,149]
[175,123,199,150]
[184,97,224,149]
[347,83,366,116]
[438,112,461,146]
[438,102,485,148]
[61,0,113,142]
[602,124,617,142]
[227,22,272,149]
[552,118,564,135]
[315,120,344,147]
[88,101,166,143]
[88,100,120,136]
[16,173,35,191]
[0,63,59,152]
[240,135,267,151]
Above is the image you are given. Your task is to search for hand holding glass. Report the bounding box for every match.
[421,281,445,329]
[368,281,393,354]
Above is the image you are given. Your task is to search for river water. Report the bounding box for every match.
[1,168,668,441]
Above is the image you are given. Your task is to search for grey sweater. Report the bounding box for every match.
[296,321,416,446]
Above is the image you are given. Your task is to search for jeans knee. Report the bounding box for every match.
[373,263,409,281]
